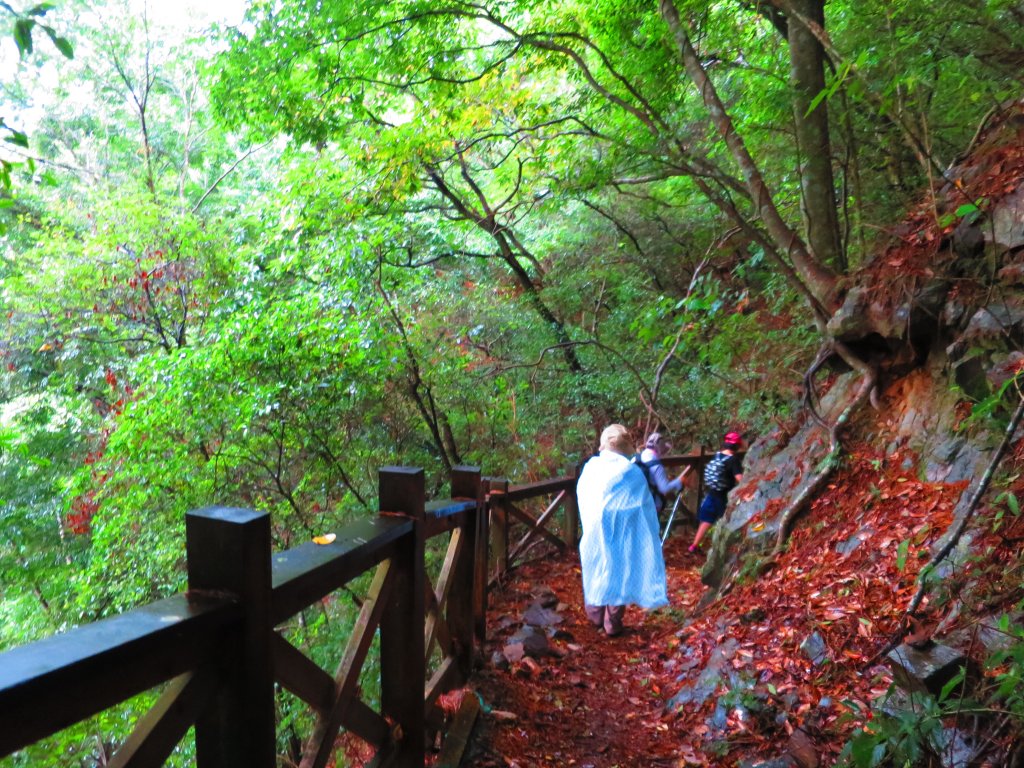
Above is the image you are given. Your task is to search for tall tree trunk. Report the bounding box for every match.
[786,0,844,271]
[659,0,839,316]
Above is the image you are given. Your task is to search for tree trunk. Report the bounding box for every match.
[786,0,844,271]
[659,0,839,314]
[426,167,583,372]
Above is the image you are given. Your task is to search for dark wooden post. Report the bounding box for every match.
[378,467,426,766]
[186,507,275,768]
[449,466,481,678]
[562,465,581,547]
[697,446,706,506]
[488,479,510,581]
[475,478,493,645]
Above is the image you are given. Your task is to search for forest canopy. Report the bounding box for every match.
[1,0,1022,763]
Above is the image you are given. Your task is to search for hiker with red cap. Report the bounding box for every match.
[689,432,745,554]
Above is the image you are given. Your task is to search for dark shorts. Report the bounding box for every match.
[698,493,727,524]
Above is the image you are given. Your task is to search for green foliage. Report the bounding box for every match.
[2,0,1023,762]
[987,612,1024,721]
[0,1,72,192]
[839,688,946,768]
[0,396,89,645]
[840,619,1024,768]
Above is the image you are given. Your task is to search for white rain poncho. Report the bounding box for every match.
[577,450,668,609]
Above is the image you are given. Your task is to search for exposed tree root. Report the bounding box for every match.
[771,340,878,556]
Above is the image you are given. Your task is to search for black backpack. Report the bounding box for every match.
[703,452,733,493]
[632,454,664,508]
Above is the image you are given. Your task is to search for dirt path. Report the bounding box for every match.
[463,529,707,768]
[454,445,979,768]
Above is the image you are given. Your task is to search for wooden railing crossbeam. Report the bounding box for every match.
[337,698,390,748]
[508,492,566,565]
[108,669,218,768]
[423,528,464,663]
[301,559,397,768]
[424,583,455,664]
[0,593,238,757]
[271,634,334,712]
[423,656,458,710]
[271,516,411,625]
[506,502,566,551]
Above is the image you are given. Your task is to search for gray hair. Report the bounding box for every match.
[599,424,633,456]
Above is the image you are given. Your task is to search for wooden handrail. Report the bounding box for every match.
[271,515,412,624]
[0,592,239,756]
[0,453,726,766]
[503,476,574,502]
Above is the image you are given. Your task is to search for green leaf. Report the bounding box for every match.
[850,730,885,767]
[50,33,73,58]
[13,18,34,56]
[1007,492,1020,516]
[42,26,73,58]
[938,668,964,702]
[4,129,29,148]
[27,3,55,17]
[955,202,979,217]
[896,539,910,571]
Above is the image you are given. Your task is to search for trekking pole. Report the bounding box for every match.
[662,494,681,545]
[661,465,692,545]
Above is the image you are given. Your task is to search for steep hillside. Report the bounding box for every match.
[460,101,1024,768]
[687,98,1024,765]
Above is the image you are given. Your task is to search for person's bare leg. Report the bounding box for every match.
[604,605,625,636]
[690,522,712,551]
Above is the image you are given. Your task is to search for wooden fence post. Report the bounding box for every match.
[697,446,706,506]
[475,478,492,645]
[450,466,482,678]
[488,479,510,581]
[186,507,275,768]
[562,465,580,548]
[378,467,426,767]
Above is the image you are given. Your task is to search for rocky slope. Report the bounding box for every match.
[690,97,1024,766]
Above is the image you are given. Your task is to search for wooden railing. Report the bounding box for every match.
[484,451,712,577]
[0,451,717,767]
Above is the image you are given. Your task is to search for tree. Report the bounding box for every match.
[0,1,73,190]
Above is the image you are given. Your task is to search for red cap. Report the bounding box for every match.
[724,432,742,445]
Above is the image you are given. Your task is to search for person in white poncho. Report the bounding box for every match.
[577,424,668,636]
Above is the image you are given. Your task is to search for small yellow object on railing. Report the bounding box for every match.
[312,533,336,545]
